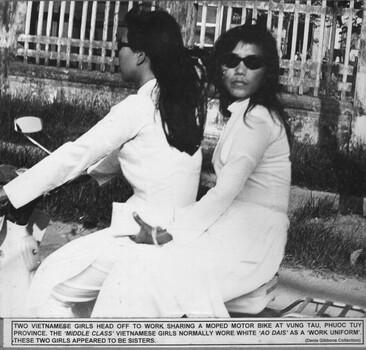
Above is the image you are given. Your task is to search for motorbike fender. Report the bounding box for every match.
[21,235,41,271]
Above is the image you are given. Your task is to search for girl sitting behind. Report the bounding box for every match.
[92,23,291,318]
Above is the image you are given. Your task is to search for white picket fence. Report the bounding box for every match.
[11,0,364,101]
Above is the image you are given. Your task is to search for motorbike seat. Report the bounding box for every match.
[225,274,278,316]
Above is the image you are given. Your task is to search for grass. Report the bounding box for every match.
[291,141,338,192]
[1,94,365,196]
[286,196,366,278]
[291,140,366,196]
[0,144,133,227]
[0,143,43,168]
[1,95,366,278]
[0,94,107,150]
[42,177,133,226]
[0,93,132,226]
[0,94,133,226]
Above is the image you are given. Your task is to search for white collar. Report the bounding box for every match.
[137,78,157,96]
[227,98,250,116]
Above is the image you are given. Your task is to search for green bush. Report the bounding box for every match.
[291,140,338,192]
[291,140,366,198]
[333,145,366,197]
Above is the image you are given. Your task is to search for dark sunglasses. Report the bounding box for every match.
[117,40,131,51]
[222,54,265,70]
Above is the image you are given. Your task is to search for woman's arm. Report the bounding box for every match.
[3,95,153,208]
[87,147,123,187]
[169,112,274,244]
[131,113,275,246]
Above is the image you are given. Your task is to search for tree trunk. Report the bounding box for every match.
[0,1,27,96]
[156,1,198,47]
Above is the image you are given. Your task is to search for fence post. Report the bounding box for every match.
[354,2,366,123]
[157,1,198,48]
[325,0,338,97]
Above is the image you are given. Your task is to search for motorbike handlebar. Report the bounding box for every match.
[0,164,39,225]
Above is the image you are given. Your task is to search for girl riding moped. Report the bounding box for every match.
[0,7,206,317]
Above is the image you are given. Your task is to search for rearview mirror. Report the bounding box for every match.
[14,116,43,134]
[13,116,51,155]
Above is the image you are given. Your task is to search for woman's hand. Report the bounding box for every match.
[130,212,173,246]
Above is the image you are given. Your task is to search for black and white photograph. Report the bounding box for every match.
[0,1,365,349]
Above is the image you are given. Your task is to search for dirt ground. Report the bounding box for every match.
[38,186,366,316]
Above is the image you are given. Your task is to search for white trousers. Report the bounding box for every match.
[35,246,120,317]
[33,203,288,318]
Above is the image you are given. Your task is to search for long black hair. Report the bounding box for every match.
[209,23,290,139]
[124,7,206,156]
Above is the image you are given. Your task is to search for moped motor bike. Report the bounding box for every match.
[227,274,366,318]
[0,116,365,319]
[0,116,50,317]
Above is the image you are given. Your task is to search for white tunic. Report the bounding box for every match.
[3,79,202,311]
[92,98,291,317]
[4,79,201,215]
